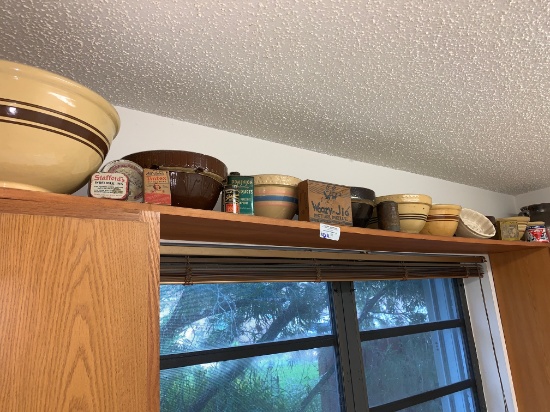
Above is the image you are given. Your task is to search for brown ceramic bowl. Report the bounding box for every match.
[123,150,228,210]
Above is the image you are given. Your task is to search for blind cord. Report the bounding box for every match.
[478,276,509,412]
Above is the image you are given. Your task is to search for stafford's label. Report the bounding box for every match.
[227,175,254,215]
[89,173,129,200]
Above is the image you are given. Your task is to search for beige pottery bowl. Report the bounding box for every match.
[375,194,432,234]
[420,204,462,237]
[253,174,301,219]
[456,208,496,239]
[0,60,120,193]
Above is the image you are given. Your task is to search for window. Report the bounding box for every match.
[160,279,483,411]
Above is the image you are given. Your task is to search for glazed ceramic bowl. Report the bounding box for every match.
[375,194,432,234]
[350,186,376,228]
[420,204,462,237]
[456,208,496,239]
[0,60,120,193]
[123,150,227,210]
[253,174,301,219]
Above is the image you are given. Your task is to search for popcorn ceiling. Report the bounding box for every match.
[1,0,549,195]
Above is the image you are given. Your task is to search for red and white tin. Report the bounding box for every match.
[525,221,549,243]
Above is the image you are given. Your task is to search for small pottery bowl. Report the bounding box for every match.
[350,186,376,228]
[375,194,432,234]
[253,174,301,219]
[123,150,228,210]
[0,60,120,193]
[420,204,462,237]
[455,208,496,239]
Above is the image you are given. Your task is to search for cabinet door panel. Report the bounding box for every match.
[0,213,155,412]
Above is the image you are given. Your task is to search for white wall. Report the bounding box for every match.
[515,187,550,211]
[77,106,517,217]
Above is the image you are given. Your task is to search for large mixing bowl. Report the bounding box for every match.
[123,150,228,210]
[0,60,120,193]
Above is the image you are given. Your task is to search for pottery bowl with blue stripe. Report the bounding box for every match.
[375,194,432,234]
[253,174,301,219]
[0,60,120,193]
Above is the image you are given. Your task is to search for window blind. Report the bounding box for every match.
[160,245,484,284]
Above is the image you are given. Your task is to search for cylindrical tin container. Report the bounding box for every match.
[377,201,400,232]
[525,221,549,242]
[223,184,240,214]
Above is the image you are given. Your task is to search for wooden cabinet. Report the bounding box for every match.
[0,187,548,411]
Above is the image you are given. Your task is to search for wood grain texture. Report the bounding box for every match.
[0,213,153,411]
[490,248,550,412]
[0,187,547,255]
[139,211,160,412]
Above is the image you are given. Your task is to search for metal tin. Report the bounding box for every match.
[223,184,240,214]
[227,172,254,215]
[525,221,549,242]
[101,159,144,202]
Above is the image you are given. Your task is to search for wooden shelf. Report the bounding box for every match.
[1,187,547,255]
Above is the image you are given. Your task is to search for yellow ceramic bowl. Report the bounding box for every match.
[375,194,432,234]
[420,204,462,237]
[253,174,301,219]
[0,60,120,193]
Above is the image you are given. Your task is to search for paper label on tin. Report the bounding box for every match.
[89,173,129,200]
[320,223,340,241]
[143,169,171,205]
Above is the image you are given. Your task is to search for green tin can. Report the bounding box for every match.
[227,172,254,215]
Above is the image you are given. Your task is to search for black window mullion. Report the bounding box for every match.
[160,335,336,370]
[330,281,370,412]
[359,319,465,342]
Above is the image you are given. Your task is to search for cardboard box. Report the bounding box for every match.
[298,180,352,226]
[143,169,172,205]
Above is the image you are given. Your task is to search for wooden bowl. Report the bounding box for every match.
[0,60,120,193]
[123,150,227,210]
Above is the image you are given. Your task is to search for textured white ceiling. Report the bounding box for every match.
[1,0,549,194]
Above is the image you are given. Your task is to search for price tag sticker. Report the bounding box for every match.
[320,224,340,241]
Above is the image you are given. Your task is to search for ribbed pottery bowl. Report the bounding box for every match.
[253,174,301,219]
[0,60,120,193]
[420,204,462,237]
[456,208,496,239]
[123,150,228,210]
[375,194,432,234]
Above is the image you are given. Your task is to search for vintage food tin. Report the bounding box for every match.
[89,172,129,200]
[101,159,144,202]
[226,172,254,215]
[495,220,519,241]
[143,169,172,205]
[223,184,240,213]
[525,221,549,242]
[298,180,352,226]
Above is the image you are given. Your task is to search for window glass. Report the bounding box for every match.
[160,282,332,355]
[354,279,460,331]
[363,328,471,407]
[161,348,341,412]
